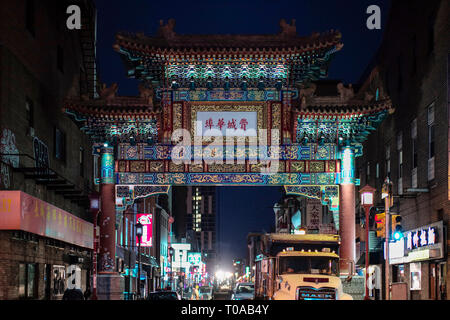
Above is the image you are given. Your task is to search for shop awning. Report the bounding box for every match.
[0,191,93,249]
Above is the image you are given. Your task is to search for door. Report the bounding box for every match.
[430,263,436,300]
[44,264,51,300]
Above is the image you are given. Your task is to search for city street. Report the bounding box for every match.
[0,0,448,303]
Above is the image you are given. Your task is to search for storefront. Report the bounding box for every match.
[389,221,447,300]
[0,191,93,300]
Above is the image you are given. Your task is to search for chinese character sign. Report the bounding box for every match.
[306,198,322,230]
[196,112,257,137]
[406,226,438,251]
[136,214,152,247]
[187,252,202,265]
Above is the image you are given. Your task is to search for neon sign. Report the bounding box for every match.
[406,226,437,251]
[136,214,152,247]
[187,252,202,265]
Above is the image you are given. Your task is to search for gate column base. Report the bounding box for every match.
[97,272,124,300]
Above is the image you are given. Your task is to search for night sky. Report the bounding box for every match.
[93,0,391,269]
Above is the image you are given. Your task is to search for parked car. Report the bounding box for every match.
[231,282,254,300]
[199,286,213,300]
[147,291,181,300]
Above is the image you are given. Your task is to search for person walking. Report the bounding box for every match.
[191,285,199,300]
[84,287,91,300]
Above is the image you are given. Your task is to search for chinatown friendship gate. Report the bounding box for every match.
[64,19,393,299]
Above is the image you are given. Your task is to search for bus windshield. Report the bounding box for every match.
[279,256,339,276]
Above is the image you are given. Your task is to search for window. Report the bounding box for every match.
[376,163,380,179]
[366,162,370,184]
[428,103,435,158]
[19,263,37,299]
[411,119,418,188]
[25,98,34,128]
[397,133,403,194]
[397,133,403,179]
[385,146,391,178]
[57,45,64,73]
[25,0,35,37]
[79,147,84,177]
[411,119,418,169]
[54,127,66,162]
[428,103,435,180]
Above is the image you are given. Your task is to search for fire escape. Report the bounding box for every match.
[80,0,98,99]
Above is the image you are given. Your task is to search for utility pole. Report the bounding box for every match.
[382,178,392,300]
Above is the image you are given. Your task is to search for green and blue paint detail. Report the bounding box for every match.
[101,147,115,184]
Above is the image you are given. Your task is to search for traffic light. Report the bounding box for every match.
[369,207,382,229]
[392,215,403,241]
[375,212,386,238]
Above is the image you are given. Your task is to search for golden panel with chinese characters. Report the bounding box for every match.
[189,102,266,145]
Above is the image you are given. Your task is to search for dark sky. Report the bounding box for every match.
[93,0,391,269]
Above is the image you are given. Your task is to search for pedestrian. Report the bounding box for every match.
[62,288,84,300]
[84,287,91,300]
[191,285,199,300]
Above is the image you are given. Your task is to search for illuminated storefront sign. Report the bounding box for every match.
[187,252,202,265]
[389,221,443,265]
[0,191,93,249]
[136,214,152,247]
[196,112,257,137]
[406,226,436,250]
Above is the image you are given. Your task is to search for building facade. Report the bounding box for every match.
[355,0,450,300]
[173,186,217,277]
[0,0,97,299]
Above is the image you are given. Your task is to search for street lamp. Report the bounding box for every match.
[169,247,175,290]
[135,222,143,299]
[359,184,376,301]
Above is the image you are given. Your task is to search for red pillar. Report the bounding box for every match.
[339,183,355,274]
[97,146,123,299]
[339,146,356,274]
[99,183,116,272]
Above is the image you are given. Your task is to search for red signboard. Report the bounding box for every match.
[136,213,152,247]
[0,191,93,249]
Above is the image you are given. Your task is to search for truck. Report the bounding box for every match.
[254,233,353,300]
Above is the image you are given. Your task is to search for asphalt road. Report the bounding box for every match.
[213,290,232,300]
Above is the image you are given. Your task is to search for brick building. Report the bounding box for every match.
[0,0,97,299]
[114,193,170,299]
[172,186,217,275]
[355,0,450,300]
